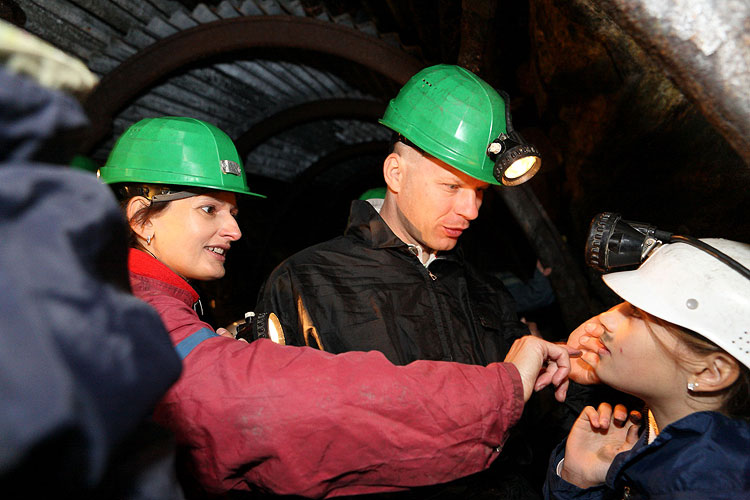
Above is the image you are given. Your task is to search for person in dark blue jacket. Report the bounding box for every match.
[0,20,183,499]
[545,238,750,499]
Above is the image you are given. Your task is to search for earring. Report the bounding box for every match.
[146,234,153,245]
[687,381,699,391]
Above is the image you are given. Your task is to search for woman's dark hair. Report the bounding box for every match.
[114,183,173,248]
[647,311,750,419]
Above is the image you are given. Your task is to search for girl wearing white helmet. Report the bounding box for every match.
[546,237,750,499]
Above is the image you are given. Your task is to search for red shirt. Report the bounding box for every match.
[129,248,524,498]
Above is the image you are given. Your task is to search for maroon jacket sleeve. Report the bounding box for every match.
[148,294,524,498]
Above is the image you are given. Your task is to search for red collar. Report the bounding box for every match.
[128,248,199,303]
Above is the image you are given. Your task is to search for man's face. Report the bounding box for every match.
[389,146,489,252]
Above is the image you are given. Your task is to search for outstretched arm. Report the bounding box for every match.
[156,329,583,498]
[157,336,525,498]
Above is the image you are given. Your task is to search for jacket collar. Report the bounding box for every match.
[605,411,750,490]
[128,248,199,304]
[344,200,404,249]
[344,200,464,264]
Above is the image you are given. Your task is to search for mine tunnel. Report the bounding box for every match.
[4,0,748,335]
[5,0,750,500]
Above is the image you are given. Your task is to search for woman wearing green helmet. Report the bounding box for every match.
[99,116,579,498]
[100,116,263,283]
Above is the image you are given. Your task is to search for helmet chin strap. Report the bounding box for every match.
[149,191,198,203]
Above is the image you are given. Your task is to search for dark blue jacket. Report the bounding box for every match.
[544,411,750,499]
[0,67,183,498]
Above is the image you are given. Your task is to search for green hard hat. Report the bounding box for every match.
[379,64,507,185]
[358,186,387,200]
[69,154,99,173]
[99,116,264,198]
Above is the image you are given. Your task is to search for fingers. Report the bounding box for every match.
[581,405,599,424]
[578,334,607,353]
[217,328,248,342]
[540,344,578,401]
[612,404,628,426]
[216,327,234,339]
[505,336,575,402]
[625,422,641,445]
[595,402,613,429]
[581,403,642,432]
[533,362,570,402]
[582,321,603,337]
[580,349,600,369]
[553,378,570,402]
[567,319,605,359]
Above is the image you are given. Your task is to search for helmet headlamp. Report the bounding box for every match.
[486,90,542,186]
[487,131,542,186]
[585,212,750,281]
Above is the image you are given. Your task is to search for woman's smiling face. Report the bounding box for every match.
[147,191,241,281]
[586,302,686,401]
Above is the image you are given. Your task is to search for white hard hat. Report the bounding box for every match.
[602,238,750,369]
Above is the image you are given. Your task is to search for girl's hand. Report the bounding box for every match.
[566,318,607,385]
[560,403,641,488]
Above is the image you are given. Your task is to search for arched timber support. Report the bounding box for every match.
[236,98,387,157]
[83,15,423,151]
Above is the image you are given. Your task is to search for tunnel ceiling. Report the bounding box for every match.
[5,0,749,327]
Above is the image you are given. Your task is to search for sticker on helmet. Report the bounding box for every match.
[220,160,242,176]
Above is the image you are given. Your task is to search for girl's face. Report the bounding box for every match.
[147,191,241,281]
[586,302,687,402]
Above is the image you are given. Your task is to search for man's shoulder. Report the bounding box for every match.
[276,233,376,268]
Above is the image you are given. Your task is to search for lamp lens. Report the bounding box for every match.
[504,155,538,179]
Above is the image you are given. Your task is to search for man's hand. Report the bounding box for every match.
[504,336,580,403]
[566,317,607,385]
[560,403,641,488]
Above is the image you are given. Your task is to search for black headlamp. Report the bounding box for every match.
[486,90,542,186]
[584,213,673,273]
[584,212,750,280]
[487,131,542,186]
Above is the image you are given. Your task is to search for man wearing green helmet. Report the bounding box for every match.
[257,65,549,363]
[96,115,583,498]
[256,65,589,496]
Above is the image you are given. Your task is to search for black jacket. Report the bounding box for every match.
[257,200,529,366]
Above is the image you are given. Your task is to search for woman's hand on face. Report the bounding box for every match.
[504,336,580,403]
[567,317,607,385]
[560,403,641,489]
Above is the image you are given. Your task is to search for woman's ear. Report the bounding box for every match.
[125,196,152,240]
[693,352,740,392]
